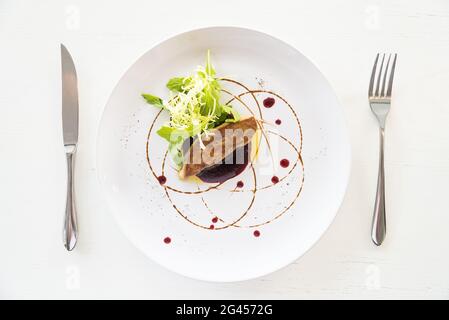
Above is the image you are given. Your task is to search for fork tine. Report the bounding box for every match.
[368,54,379,97]
[375,54,385,97]
[386,54,397,97]
[380,54,392,97]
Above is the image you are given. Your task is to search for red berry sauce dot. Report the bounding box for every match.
[253,230,261,237]
[275,119,282,125]
[157,175,167,185]
[271,176,279,184]
[236,181,244,188]
[212,217,218,223]
[263,97,275,108]
[280,159,290,168]
[163,237,171,244]
[209,224,215,230]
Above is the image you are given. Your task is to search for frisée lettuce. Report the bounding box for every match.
[142,50,240,169]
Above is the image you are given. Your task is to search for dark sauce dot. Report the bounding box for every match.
[253,230,261,237]
[271,176,279,184]
[280,159,290,168]
[263,97,275,108]
[236,181,244,188]
[163,237,171,244]
[212,217,218,223]
[209,224,215,230]
[157,175,167,185]
[275,119,282,125]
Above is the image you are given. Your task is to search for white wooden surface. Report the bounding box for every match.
[1,0,449,299]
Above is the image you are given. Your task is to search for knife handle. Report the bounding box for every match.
[63,146,78,251]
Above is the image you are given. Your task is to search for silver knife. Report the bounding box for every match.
[61,44,79,251]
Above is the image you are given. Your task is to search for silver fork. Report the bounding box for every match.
[368,53,397,246]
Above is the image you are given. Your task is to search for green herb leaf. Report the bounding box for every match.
[155,125,174,142]
[166,77,187,92]
[156,125,188,143]
[205,49,216,77]
[222,104,241,123]
[168,141,184,170]
[156,126,188,168]
[202,86,220,116]
[142,94,164,108]
[213,112,229,127]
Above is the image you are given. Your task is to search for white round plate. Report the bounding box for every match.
[97,27,350,282]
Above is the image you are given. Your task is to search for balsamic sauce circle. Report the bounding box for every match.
[146,80,305,232]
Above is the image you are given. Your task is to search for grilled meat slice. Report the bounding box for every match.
[179,116,258,179]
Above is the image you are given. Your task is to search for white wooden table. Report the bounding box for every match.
[1,0,448,299]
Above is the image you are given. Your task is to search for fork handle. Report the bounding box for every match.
[372,127,386,246]
[63,147,78,251]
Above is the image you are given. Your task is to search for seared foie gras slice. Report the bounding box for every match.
[179,116,258,179]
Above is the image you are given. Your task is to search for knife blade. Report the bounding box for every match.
[61,43,79,251]
[61,44,79,146]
